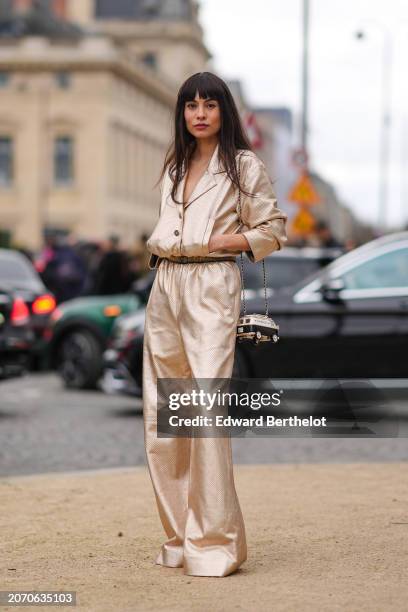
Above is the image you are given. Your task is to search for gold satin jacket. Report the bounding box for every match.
[146,144,288,269]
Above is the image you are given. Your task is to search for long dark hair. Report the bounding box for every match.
[157,72,255,205]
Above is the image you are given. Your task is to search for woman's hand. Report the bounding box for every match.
[208,233,252,254]
[208,234,225,253]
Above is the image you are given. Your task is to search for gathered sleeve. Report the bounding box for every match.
[238,156,288,263]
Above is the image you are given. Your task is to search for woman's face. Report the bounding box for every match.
[184,92,221,141]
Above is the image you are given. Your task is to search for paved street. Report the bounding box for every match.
[0,373,407,477]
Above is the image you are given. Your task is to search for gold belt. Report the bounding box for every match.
[163,255,237,264]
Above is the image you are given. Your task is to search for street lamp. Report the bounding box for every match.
[355,22,393,232]
[301,0,310,158]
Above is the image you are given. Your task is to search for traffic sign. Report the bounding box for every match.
[290,207,316,235]
[288,172,320,205]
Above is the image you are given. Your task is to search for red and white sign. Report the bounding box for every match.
[243,112,263,149]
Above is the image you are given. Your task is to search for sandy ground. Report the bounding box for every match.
[1,463,408,612]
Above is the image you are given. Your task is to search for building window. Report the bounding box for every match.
[0,72,10,87]
[54,136,74,186]
[55,71,71,89]
[0,136,13,187]
[141,52,157,70]
[95,0,137,18]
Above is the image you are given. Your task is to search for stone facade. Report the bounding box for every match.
[0,0,210,249]
[66,0,210,87]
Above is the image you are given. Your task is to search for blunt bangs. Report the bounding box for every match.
[178,72,225,104]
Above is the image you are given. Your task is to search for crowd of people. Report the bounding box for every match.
[19,221,350,306]
[32,233,150,304]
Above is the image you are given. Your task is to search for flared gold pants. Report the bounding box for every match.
[142,258,247,577]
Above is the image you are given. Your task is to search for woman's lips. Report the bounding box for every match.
[195,125,208,130]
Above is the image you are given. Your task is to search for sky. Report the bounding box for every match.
[199,0,408,230]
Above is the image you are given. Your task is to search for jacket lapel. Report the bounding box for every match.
[182,143,225,210]
[172,170,187,207]
[183,172,217,209]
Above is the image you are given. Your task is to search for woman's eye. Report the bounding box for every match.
[186,102,217,109]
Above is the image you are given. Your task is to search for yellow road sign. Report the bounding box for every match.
[290,207,316,235]
[288,172,320,205]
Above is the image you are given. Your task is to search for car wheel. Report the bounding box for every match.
[57,329,103,390]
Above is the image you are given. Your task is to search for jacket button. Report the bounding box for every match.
[174,229,180,236]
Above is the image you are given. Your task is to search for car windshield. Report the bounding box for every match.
[241,257,322,290]
[0,253,43,290]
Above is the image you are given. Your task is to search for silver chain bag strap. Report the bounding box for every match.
[235,153,280,345]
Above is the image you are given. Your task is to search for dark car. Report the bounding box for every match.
[0,249,56,367]
[0,286,34,379]
[238,246,344,300]
[46,260,156,390]
[47,292,142,390]
[101,232,408,395]
[236,231,408,378]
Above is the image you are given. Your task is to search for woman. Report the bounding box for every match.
[143,72,288,577]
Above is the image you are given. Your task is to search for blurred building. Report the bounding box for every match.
[66,0,210,87]
[0,0,209,250]
[227,79,370,247]
[252,107,297,224]
[308,171,375,245]
[227,80,296,227]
